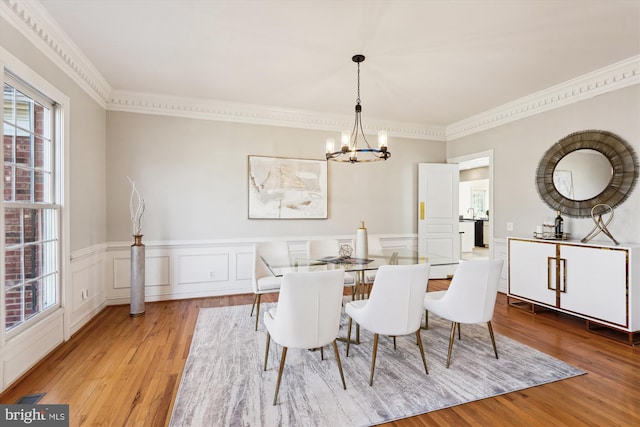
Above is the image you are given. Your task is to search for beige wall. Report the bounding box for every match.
[106,112,447,241]
[447,84,640,243]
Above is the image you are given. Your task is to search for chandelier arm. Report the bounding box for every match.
[357,112,372,149]
[350,109,359,150]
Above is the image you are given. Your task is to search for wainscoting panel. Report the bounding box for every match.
[1,309,64,390]
[104,236,419,305]
[235,251,254,281]
[178,253,229,284]
[105,241,258,305]
[113,255,171,289]
[69,250,107,335]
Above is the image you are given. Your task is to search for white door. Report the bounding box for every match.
[418,163,460,278]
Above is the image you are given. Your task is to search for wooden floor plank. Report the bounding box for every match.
[1,280,639,426]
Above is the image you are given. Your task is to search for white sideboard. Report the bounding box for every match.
[508,237,639,345]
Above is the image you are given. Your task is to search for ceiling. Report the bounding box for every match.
[34,0,640,127]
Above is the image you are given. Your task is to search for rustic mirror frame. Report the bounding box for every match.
[535,130,638,218]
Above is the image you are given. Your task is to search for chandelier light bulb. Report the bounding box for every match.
[341,130,350,150]
[326,138,335,154]
[378,130,388,149]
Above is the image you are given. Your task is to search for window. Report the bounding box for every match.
[3,74,60,332]
[471,189,486,218]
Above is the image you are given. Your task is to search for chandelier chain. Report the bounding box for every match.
[356,62,361,105]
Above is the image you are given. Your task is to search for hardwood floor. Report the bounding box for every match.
[1,280,639,426]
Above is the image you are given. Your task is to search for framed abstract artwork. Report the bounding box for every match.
[248,155,328,219]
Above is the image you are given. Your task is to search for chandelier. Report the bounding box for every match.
[325,54,390,163]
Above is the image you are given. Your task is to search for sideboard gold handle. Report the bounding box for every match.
[547,256,556,291]
[419,202,425,220]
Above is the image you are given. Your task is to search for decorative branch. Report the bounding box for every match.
[127,176,146,236]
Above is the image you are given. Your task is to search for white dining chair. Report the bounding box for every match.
[363,235,383,291]
[263,269,347,405]
[345,263,431,386]
[251,241,290,331]
[423,259,504,368]
[307,239,356,294]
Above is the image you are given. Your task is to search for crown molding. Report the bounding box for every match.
[107,90,447,141]
[1,0,111,107]
[446,55,640,140]
[2,0,637,141]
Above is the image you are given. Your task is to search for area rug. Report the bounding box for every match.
[170,303,585,426]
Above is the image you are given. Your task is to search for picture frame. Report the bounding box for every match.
[248,155,328,219]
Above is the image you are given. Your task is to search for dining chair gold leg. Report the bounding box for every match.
[424,309,429,330]
[457,322,461,340]
[273,347,288,406]
[263,332,271,371]
[320,346,324,360]
[346,317,353,357]
[250,294,258,317]
[369,333,379,386]
[415,330,429,375]
[446,322,457,368]
[254,294,262,331]
[487,321,499,359]
[332,339,347,390]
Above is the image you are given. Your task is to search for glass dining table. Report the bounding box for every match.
[261,248,456,285]
[261,248,457,343]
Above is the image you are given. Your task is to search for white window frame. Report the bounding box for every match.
[0,48,70,345]
[3,73,59,334]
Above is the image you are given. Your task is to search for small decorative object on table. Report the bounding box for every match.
[355,220,368,260]
[581,204,618,245]
[533,219,570,240]
[339,244,353,259]
[554,210,564,238]
[128,177,146,317]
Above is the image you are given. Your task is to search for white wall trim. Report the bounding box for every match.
[446,55,640,140]
[106,90,447,141]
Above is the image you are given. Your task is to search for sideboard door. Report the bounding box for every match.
[560,245,628,327]
[509,239,557,306]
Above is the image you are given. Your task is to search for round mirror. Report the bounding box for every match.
[536,130,638,218]
[553,149,612,200]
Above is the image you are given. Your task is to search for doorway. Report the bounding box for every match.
[448,151,493,261]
